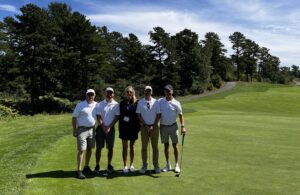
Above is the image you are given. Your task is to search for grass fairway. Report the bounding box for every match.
[1,82,300,195]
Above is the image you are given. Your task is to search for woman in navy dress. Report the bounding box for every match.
[119,86,140,173]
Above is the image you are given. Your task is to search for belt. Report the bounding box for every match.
[78,126,94,129]
[160,123,177,127]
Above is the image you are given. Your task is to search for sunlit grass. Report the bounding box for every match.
[1,82,300,194]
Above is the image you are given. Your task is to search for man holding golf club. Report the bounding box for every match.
[136,86,161,174]
[159,84,187,174]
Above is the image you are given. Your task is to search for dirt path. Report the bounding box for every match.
[178,82,236,102]
[293,80,300,86]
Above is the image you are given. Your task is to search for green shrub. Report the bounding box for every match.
[207,83,214,91]
[211,74,223,88]
[0,104,18,119]
[36,96,75,113]
[190,84,205,94]
[0,98,31,115]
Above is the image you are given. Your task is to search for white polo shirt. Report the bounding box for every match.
[136,97,160,125]
[96,99,120,126]
[159,97,182,125]
[72,100,97,127]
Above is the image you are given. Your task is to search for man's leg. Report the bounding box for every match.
[161,125,172,172]
[172,143,179,163]
[85,147,92,167]
[141,126,148,165]
[108,148,113,166]
[77,150,84,171]
[140,126,148,173]
[151,126,160,172]
[76,150,86,179]
[164,143,170,163]
[94,126,104,171]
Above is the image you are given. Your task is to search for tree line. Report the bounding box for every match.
[0,2,299,114]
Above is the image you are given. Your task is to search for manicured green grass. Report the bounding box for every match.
[1,82,300,194]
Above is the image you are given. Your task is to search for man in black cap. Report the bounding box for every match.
[159,84,187,173]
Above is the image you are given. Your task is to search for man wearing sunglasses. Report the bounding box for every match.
[136,86,161,174]
[159,84,187,173]
[72,89,97,179]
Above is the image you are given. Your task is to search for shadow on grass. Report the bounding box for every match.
[26,169,160,179]
[26,170,78,179]
[104,169,160,179]
[26,170,89,179]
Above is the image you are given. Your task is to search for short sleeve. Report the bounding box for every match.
[72,103,80,118]
[115,104,120,115]
[155,101,161,114]
[136,101,141,114]
[176,101,183,115]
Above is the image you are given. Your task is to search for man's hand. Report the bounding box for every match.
[73,129,77,137]
[181,127,186,135]
[103,126,111,135]
[147,125,153,135]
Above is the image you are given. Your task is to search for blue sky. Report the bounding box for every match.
[0,0,299,67]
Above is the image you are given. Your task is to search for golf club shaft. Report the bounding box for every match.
[179,134,185,173]
[148,134,151,174]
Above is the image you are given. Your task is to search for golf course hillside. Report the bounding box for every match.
[1,82,299,195]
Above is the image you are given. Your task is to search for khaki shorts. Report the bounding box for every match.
[160,123,179,144]
[77,127,95,151]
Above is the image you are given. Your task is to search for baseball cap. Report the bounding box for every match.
[86,89,95,95]
[144,86,152,91]
[105,87,114,93]
[164,84,173,91]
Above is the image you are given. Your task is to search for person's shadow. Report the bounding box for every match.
[26,170,94,179]
[105,169,159,179]
[26,170,160,179]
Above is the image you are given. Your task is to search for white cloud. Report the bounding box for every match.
[0,4,17,13]
[87,10,233,42]
[86,2,300,66]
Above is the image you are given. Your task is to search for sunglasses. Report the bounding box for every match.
[127,91,133,94]
[87,93,95,96]
[147,102,150,109]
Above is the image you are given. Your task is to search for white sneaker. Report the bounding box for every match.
[129,165,136,172]
[123,166,129,173]
[155,167,161,174]
[139,164,147,174]
[175,163,180,173]
[162,163,172,172]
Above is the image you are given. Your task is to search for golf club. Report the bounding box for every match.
[175,134,185,177]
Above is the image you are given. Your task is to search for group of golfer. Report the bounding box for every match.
[72,84,187,179]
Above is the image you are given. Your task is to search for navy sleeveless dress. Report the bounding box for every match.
[118,99,140,140]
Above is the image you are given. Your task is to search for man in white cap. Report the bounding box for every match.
[159,84,187,173]
[94,87,119,174]
[136,85,161,174]
[72,89,97,179]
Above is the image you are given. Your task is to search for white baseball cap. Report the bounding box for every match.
[144,86,152,91]
[86,89,95,95]
[105,87,114,93]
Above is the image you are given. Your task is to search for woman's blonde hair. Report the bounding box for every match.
[124,86,137,103]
